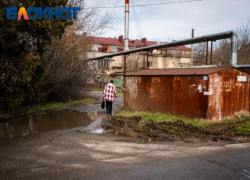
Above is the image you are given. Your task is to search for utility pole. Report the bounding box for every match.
[206,40,208,65]
[147,51,149,69]
[123,0,129,93]
[191,29,194,66]
[124,0,129,51]
[143,51,145,70]
[124,55,127,75]
[123,55,127,91]
[210,41,213,65]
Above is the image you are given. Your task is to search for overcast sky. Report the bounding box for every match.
[86,0,250,42]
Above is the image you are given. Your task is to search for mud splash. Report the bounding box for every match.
[104,116,250,143]
[81,118,151,141]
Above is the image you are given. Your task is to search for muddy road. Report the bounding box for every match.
[0,91,250,179]
[105,116,250,144]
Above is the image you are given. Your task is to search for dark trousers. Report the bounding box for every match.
[106,101,113,115]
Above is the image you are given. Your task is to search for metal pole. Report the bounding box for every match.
[206,41,208,65]
[143,51,145,70]
[108,58,110,83]
[147,51,149,69]
[191,29,194,66]
[231,33,237,66]
[124,0,129,51]
[123,55,127,97]
[124,55,126,75]
[210,42,213,65]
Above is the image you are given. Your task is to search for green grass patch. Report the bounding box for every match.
[114,110,250,127]
[117,90,123,94]
[25,97,95,115]
[114,110,210,127]
[235,122,250,134]
[208,115,250,125]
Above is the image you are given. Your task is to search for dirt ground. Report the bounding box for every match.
[103,116,250,144]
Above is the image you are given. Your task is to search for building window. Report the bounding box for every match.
[92,44,99,52]
[187,51,190,55]
[172,50,175,54]
[111,46,117,53]
[182,51,185,54]
[98,60,108,69]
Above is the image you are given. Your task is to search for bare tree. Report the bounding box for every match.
[38,0,113,102]
[195,20,250,67]
[194,42,207,65]
[213,39,231,66]
[237,20,250,64]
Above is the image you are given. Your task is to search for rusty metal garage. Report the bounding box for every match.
[124,67,250,121]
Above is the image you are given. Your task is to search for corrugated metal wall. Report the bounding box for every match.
[124,69,250,121]
[124,75,208,119]
[207,68,250,121]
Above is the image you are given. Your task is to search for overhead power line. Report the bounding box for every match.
[195,30,209,35]
[85,0,202,9]
[131,0,143,39]
[111,0,120,15]
[165,30,190,37]
[148,30,191,42]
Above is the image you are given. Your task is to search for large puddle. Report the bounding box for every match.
[0,110,107,139]
[0,108,148,141]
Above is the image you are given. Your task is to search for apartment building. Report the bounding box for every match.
[87,35,191,87]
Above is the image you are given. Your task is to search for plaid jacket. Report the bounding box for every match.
[103,83,117,102]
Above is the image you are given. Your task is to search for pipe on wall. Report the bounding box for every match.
[230,32,250,68]
[85,31,250,69]
[85,31,234,60]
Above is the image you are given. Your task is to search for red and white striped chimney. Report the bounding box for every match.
[124,0,129,51]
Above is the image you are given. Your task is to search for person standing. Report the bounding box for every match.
[103,80,117,115]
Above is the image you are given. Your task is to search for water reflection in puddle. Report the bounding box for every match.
[0,109,151,142]
[85,123,151,141]
[0,110,107,139]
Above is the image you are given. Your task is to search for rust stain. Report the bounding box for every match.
[124,68,250,121]
[208,68,250,121]
[124,75,208,119]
